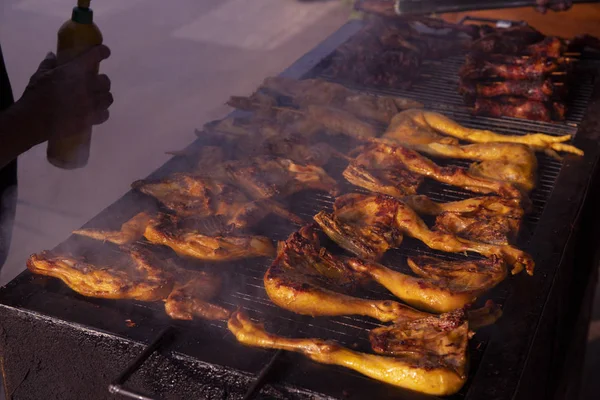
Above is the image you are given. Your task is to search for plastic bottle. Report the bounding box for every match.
[47,0,102,169]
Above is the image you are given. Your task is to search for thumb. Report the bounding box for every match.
[37,52,57,72]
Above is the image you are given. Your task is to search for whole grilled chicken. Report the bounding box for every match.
[344,143,522,198]
[228,310,468,396]
[316,194,534,275]
[74,212,276,262]
[264,226,426,322]
[384,109,583,156]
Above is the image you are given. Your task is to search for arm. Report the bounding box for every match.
[0,46,112,170]
[0,99,44,169]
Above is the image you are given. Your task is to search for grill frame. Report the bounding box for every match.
[1,19,600,400]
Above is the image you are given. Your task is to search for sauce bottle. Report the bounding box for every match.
[47,0,102,169]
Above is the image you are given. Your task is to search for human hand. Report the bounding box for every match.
[535,0,572,13]
[17,44,113,147]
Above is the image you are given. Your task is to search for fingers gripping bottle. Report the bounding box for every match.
[47,0,102,169]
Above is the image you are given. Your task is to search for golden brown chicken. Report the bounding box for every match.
[231,76,422,124]
[346,256,506,313]
[314,194,404,260]
[27,244,173,301]
[265,226,426,322]
[204,156,339,200]
[228,310,467,396]
[74,212,276,262]
[317,194,534,275]
[28,244,229,320]
[344,143,522,198]
[384,109,583,156]
[402,195,525,218]
[132,173,301,228]
[434,212,520,245]
[369,308,470,379]
[165,269,230,321]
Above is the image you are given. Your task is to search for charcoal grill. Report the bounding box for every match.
[2,19,600,400]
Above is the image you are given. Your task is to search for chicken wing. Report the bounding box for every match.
[165,269,230,320]
[228,310,467,396]
[313,194,403,260]
[345,143,522,198]
[265,226,426,322]
[27,244,173,301]
[74,212,276,262]
[384,109,583,156]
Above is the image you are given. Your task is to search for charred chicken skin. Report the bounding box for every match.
[459,79,557,103]
[345,143,522,198]
[384,109,582,155]
[74,212,276,262]
[473,97,566,123]
[228,310,468,396]
[264,226,426,322]
[317,194,534,275]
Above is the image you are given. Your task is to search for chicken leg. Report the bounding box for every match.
[228,310,467,396]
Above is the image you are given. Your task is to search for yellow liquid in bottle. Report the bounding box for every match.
[47,1,102,169]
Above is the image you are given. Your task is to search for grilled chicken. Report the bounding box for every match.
[204,156,339,200]
[265,226,425,322]
[383,109,583,155]
[27,244,173,301]
[259,76,423,123]
[165,269,230,320]
[402,195,525,218]
[416,142,537,193]
[228,310,467,396]
[369,308,470,379]
[134,172,303,228]
[473,97,566,123]
[345,143,522,198]
[346,256,506,313]
[314,194,404,260]
[459,79,557,103]
[28,244,229,320]
[317,194,534,275]
[74,212,276,262]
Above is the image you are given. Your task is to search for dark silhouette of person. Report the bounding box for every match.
[0,44,113,270]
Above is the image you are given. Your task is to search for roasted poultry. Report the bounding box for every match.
[344,142,522,198]
[459,56,566,80]
[27,244,173,301]
[402,195,525,219]
[414,142,538,193]
[228,310,468,396]
[74,212,276,262]
[459,79,558,103]
[28,244,229,320]
[264,226,425,321]
[314,194,404,260]
[258,76,423,123]
[203,156,339,201]
[383,109,582,155]
[473,97,566,122]
[316,194,534,275]
[165,269,230,320]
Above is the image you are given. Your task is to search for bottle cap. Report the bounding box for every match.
[77,0,91,8]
